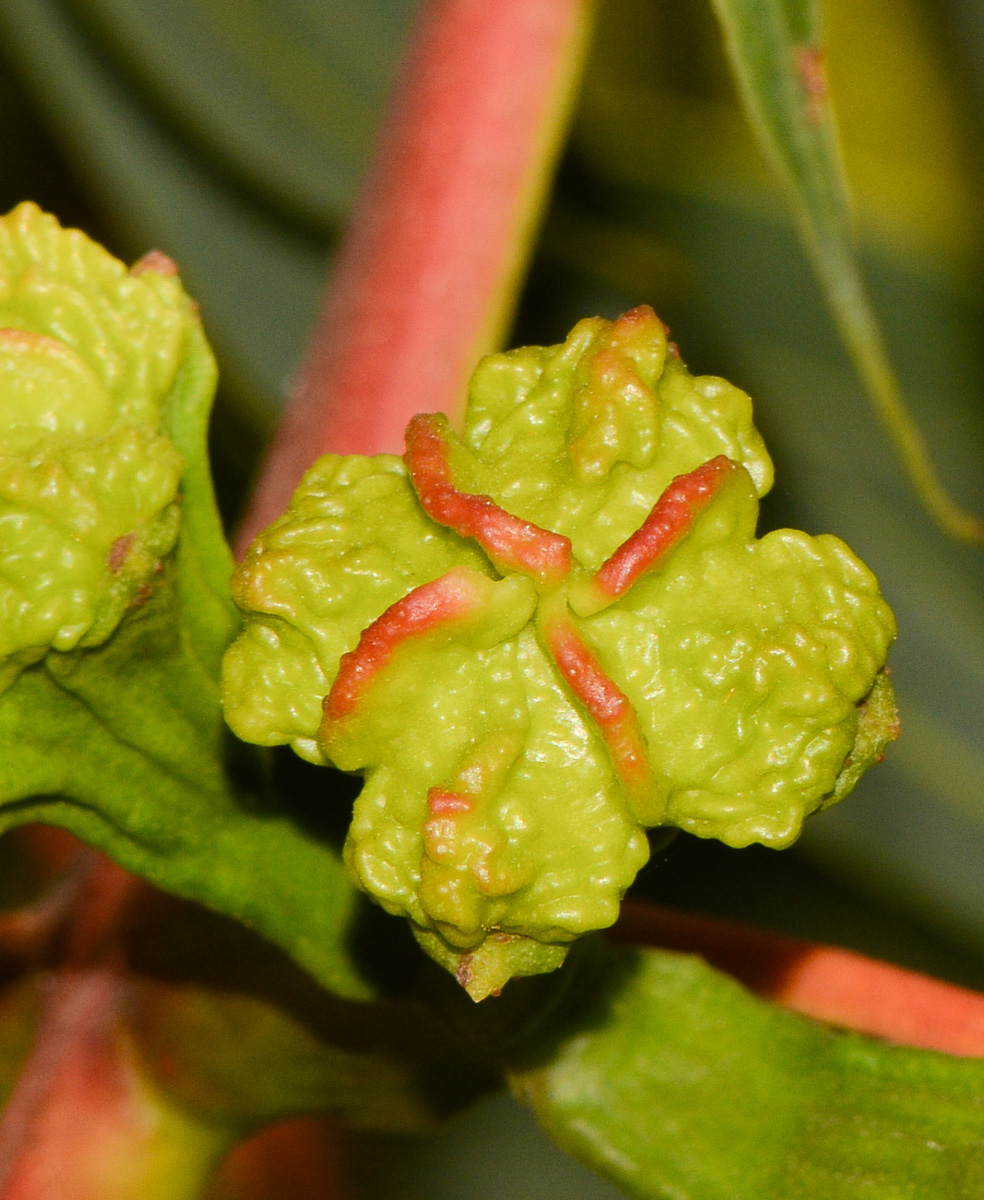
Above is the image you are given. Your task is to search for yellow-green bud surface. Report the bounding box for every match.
[224,307,897,999]
[0,205,195,691]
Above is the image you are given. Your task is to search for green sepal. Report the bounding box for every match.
[458,313,774,571]
[222,453,490,764]
[412,924,569,1003]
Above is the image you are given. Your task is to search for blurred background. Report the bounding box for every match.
[0,0,982,1195]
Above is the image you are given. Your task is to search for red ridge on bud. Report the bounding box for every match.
[423,787,476,863]
[591,456,737,604]
[323,568,487,724]
[542,608,658,820]
[427,788,476,816]
[607,304,667,342]
[405,413,572,586]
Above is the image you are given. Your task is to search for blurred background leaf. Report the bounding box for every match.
[0,0,412,491]
[0,0,983,1195]
[707,0,983,542]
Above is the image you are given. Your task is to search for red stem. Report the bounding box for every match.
[613,902,984,1056]
[237,0,589,552]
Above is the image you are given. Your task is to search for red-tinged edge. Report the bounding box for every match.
[578,456,737,612]
[130,250,179,278]
[539,605,657,819]
[236,0,592,553]
[613,901,984,1057]
[321,567,488,725]
[405,413,572,585]
[422,788,476,862]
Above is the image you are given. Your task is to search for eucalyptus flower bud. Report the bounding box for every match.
[225,307,897,999]
[0,204,198,691]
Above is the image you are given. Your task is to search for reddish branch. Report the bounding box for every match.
[238,0,590,551]
[202,1119,349,1200]
[614,903,984,1056]
[0,854,143,1197]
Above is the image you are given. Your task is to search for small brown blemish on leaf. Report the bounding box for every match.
[108,533,136,573]
[131,250,179,277]
[796,45,827,125]
[130,582,153,608]
[456,954,474,989]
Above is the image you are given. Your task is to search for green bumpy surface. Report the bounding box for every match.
[224,308,897,999]
[0,204,193,692]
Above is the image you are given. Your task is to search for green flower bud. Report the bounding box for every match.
[224,307,897,999]
[0,204,194,691]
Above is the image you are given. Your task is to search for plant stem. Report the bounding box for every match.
[238,0,592,551]
[710,0,983,543]
[614,902,984,1055]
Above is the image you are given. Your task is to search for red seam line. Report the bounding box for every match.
[323,568,484,723]
[544,615,651,801]
[593,455,736,601]
[405,413,571,585]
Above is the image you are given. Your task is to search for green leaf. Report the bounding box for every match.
[0,250,372,1002]
[708,0,983,542]
[512,941,984,1199]
[122,890,503,1135]
[0,597,367,1003]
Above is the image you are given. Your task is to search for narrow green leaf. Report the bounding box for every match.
[512,941,984,1199]
[708,0,984,542]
